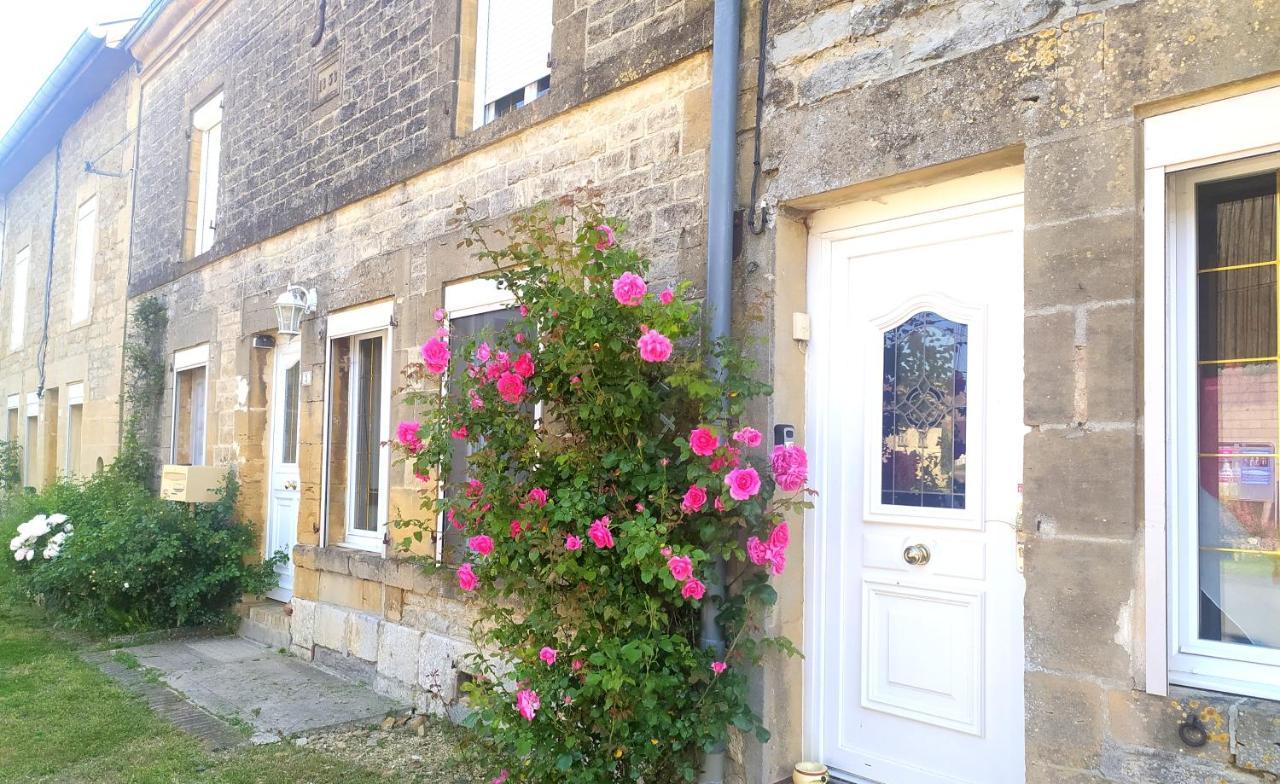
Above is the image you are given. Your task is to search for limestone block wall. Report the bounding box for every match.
[743,0,1280,782]
[0,71,138,480]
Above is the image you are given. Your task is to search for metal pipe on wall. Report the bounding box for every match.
[701,0,742,781]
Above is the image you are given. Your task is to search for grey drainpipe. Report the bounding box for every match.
[702,0,741,782]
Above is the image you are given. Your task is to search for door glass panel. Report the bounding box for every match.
[280,360,300,465]
[1195,170,1280,649]
[881,311,968,509]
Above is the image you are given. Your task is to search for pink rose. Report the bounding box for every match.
[724,466,762,501]
[468,534,494,557]
[688,428,719,457]
[565,534,582,551]
[770,444,808,492]
[681,485,707,513]
[475,342,492,363]
[510,520,524,539]
[660,546,672,557]
[496,372,525,404]
[432,308,446,322]
[570,375,581,385]
[447,508,462,530]
[732,427,763,448]
[711,661,727,675]
[682,578,706,600]
[571,659,584,671]
[513,352,535,378]
[468,391,484,410]
[588,517,615,549]
[747,534,787,576]
[420,338,450,374]
[595,224,616,251]
[516,688,540,721]
[414,471,431,484]
[713,497,725,512]
[436,327,450,338]
[527,488,548,507]
[451,426,468,439]
[667,554,693,582]
[491,771,510,784]
[637,329,673,362]
[659,288,674,305]
[515,332,526,344]
[519,304,529,317]
[769,522,790,550]
[612,272,647,306]
[457,563,478,592]
[396,421,423,453]
[539,646,558,666]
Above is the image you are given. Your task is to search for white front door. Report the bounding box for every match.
[805,168,1026,784]
[267,335,302,602]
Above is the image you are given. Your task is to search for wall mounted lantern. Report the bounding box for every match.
[274,285,317,335]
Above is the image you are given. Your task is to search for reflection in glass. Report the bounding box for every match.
[1195,169,1280,650]
[880,311,967,509]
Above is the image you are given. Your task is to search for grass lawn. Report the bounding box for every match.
[0,568,466,784]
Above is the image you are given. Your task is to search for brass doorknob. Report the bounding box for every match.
[903,543,931,566]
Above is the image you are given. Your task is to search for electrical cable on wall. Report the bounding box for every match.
[36,141,62,398]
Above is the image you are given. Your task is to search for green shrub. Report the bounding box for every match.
[0,439,22,496]
[2,468,282,632]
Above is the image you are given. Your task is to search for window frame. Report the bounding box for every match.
[171,344,210,467]
[191,92,223,257]
[320,300,394,553]
[70,196,97,325]
[10,245,29,352]
[1143,85,1280,699]
[471,0,553,130]
[437,277,521,561]
[24,392,38,486]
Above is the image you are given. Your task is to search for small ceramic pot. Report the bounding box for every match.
[793,761,830,784]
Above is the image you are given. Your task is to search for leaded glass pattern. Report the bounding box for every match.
[881,311,968,509]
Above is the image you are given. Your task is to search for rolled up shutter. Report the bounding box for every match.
[480,0,553,105]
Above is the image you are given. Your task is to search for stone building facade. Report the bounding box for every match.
[2,0,1280,782]
[0,27,138,487]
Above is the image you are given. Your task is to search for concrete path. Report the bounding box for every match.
[121,636,404,742]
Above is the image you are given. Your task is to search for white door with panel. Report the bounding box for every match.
[805,169,1026,784]
[267,336,302,602]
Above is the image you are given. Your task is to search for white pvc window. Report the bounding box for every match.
[322,301,393,552]
[71,197,97,324]
[473,0,552,128]
[65,382,84,475]
[1144,86,1280,700]
[192,93,223,256]
[24,392,38,486]
[10,246,28,351]
[171,344,209,466]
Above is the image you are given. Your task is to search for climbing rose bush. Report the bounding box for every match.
[395,204,810,783]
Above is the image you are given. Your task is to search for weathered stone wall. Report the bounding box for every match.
[128,0,715,297]
[744,0,1280,782]
[132,48,713,718]
[0,72,137,480]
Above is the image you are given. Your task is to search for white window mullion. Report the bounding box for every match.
[71,197,97,324]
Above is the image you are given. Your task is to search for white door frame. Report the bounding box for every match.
[267,335,302,602]
[803,166,1027,783]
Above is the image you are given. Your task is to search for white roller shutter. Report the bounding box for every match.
[478,0,552,106]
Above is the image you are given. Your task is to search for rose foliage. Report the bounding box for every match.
[395,204,810,783]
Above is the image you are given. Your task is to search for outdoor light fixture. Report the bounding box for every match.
[274,285,317,335]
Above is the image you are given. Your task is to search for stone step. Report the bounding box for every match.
[237,601,291,650]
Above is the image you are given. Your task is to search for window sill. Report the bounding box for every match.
[336,538,384,555]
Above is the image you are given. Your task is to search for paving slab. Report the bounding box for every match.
[123,635,404,738]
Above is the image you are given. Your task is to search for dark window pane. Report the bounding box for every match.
[1197,172,1277,270]
[880,311,967,509]
[353,335,383,533]
[1198,265,1276,361]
